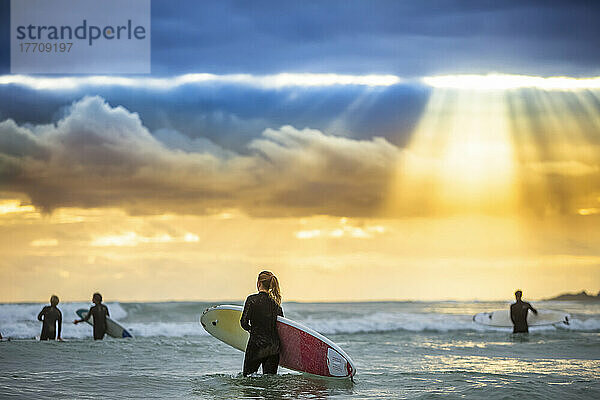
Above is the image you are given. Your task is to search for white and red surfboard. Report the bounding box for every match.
[200,305,356,379]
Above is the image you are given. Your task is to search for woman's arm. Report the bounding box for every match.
[240,298,252,331]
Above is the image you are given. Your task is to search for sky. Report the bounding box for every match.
[0,1,599,302]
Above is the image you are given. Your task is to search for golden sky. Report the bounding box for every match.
[1,75,599,302]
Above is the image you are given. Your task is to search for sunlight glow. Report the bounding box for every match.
[90,232,200,246]
[184,233,200,242]
[296,229,322,239]
[30,238,58,247]
[387,89,518,215]
[295,224,386,239]
[0,73,402,91]
[92,232,172,246]
[0,200,35,215]
[3,73,599,92]
[388,76,600,219]
[422,74,600,91]
[507,84,600,216]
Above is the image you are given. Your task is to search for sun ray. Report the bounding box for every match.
[387,88,518,216]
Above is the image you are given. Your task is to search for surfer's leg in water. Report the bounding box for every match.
[40,326,51,340]
[261,353,279,374]
[93,327,106,340]
[243,344,280,376]
[513,325,528,334]
[243,353,279,376]
[40,322,56,340]
[243,353,262,376]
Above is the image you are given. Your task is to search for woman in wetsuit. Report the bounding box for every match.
[37,295,62,341]
[240,271,284,376]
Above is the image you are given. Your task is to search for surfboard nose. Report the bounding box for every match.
[347,362,355,377]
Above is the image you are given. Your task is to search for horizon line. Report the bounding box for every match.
[1,293,594,305]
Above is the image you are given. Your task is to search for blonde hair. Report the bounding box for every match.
[258,270,281,305]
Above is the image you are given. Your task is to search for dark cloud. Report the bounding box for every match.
[149,0,600,77]
[0,119,48,159]
[0,83,430,152]
[0,1,8,74]
[0,96,401,216]
[1,1,598,76]
[1,94,599,218]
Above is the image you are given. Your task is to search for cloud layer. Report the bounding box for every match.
[3,1,599,76]
[0,96,399,216]
[146,1,600,77]
[1,94,598,218]
[0,73,402,91]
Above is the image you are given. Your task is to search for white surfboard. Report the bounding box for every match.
[76,309,133,338]
[473,309,570,327]
[201,305,356,379]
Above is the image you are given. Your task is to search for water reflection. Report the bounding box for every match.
[420,354,600,379]
[192,373,354,399]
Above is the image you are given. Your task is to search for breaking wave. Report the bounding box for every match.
[1,301,598,339]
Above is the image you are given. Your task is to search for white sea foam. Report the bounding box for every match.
[126,322,208,337]
[302,312,478,334]
[1,302,598,339]
[0,302,128,339]
[564,317,600,331]
[303,312,600,335]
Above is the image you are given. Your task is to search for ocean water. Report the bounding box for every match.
[1,300,599,399]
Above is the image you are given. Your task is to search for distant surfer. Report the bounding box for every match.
[37,295,63,341]
[510,290,538,333]
[74,292,110,340]
[240,271,284,376]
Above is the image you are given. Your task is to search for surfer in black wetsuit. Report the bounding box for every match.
[510,290,538,333]
[74,292,109,340]
[37,295,63,341]
[241,270,284,376]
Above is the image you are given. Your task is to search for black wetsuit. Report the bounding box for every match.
[240,292,283,376]
[510,300,537,333]
[82,304,110,340]
[37,305,62,340]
